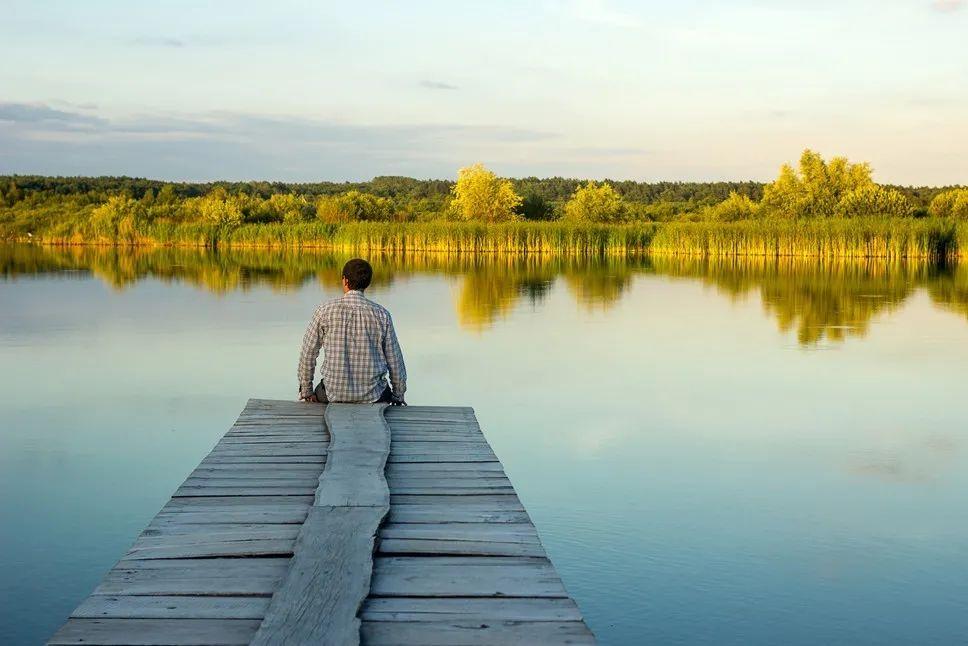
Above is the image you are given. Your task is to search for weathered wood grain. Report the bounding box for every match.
[371,557,568,597]
[361,620,596,645]
[72,595,271,620]
[250,506,385,645]
[252,403,392,646]
[49,618,262,645]
[47,400,596,645]
[360,597,583,622]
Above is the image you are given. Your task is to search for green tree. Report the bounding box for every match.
[761,150,911,218]
[184,188,244,226]
[928,189,968,219]
[704,191,758,222]
[517,192,554,220]
[316,191,393,222]
[563,181,624,223]
[89,195,147,240]
[450,163,521,222]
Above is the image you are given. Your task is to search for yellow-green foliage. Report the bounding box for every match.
[703,192,758,222]
[450,163,521,222]
[183,188,244,226]
[89,195,147,242]
[316,190,393,223]
[929,189,968,219]
[761,150,911,218]
[259,193,314,223]
[650,219,954,259]
[563,181,624,223]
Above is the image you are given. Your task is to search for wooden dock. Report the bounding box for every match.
[48,399,595,645]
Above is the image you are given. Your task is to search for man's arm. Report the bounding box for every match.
[383,313,407,401]
[297,306,324,400]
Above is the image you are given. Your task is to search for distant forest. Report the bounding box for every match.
[0,173,955,218]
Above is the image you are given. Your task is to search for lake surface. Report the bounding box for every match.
[2,244,968,645]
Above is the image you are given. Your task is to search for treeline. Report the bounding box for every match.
[0,150,965,252]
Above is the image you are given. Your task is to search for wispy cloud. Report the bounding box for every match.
[930,0,964,11]
[0,101,556,180]
[130,36,186,47]
[0,102,105,127]
[419,80,459,91]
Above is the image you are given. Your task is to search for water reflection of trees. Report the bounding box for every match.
[4,244,968,343]
[652,256,924,344]
[926,263,968,321]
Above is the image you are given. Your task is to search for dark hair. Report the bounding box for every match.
[342,258,373,291]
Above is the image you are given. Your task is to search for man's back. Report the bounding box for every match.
[297,261,406,404]
[299,290,407,402]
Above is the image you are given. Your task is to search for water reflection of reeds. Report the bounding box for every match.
[4,244,968,345]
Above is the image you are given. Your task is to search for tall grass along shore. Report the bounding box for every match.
[8,219,965,260]
[2,150,965,259]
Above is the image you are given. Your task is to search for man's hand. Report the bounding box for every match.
[301,394,319,403]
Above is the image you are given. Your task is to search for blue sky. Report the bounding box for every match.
[1,0,965,184]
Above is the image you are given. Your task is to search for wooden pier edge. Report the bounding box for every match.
[47,399,596,645]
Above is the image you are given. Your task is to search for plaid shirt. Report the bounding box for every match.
[297,290,407,403]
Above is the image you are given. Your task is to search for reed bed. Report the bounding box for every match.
[650,219,959,259]
[14,218,966,260]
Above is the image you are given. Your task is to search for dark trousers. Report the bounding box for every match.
[314,382,393,404]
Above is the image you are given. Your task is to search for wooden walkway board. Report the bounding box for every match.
[48,399,328,646]
[48,400,594,645]
[361,406,595,645]
[251,403,391,646]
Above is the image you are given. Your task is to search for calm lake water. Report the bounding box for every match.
[2,244,968,645]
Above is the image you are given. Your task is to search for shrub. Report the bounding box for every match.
[563,182,624,223]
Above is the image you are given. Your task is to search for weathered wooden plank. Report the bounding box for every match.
[163,495,314,509]
[361,620,596,645]
[142,523,302,537]
[360,597,583,622]
[387,462,505,474]
[219,435,327,444]
[173,486,315,497]
[388,476,512,485]
[379,539,546,557]
[316,454,390,507]
[94,559,290,596]
[389,435,487,442]
[252,403,393,645]
[199,455,324,464]
[251,506,385,646]
[189,464,323,475]
[380,523,539,540]
[72,595,271,620]
[47,399,595,645]
[183,477,321,487]
[388,507,531,524]
[371,557,568,597]
[315,403,391,508]
[209,442,326,456]
[390,494,522,507]
[387,453,499,463]
[124,538,295,560]
[391,486,516,495]
[94,573,284,597]
[49,618,262,645]
[151,509,309,525]
[390,443,493,454]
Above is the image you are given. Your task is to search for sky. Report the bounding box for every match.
[0,0,966,184]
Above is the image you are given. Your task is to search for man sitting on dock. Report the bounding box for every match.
[297,258,407,405]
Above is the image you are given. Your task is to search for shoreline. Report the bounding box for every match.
[5,216,963,260]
